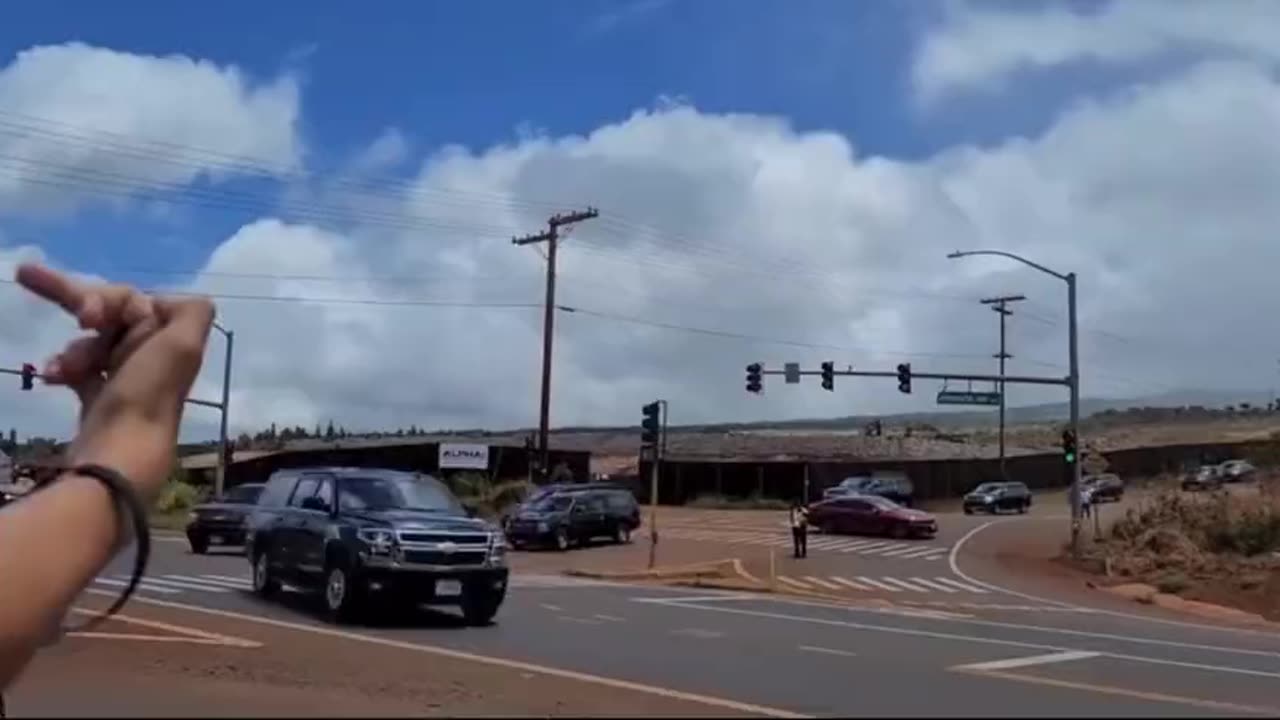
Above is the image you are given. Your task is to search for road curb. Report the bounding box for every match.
[563,558,740,582]
[1098,582,1279,628]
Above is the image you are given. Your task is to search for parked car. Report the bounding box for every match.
[1217,459,1257,483]
[962,481,1032,514]
[185,482,265,554]
[1081,473,1124,503]
[822,472,915,507]
[1181,465,1223,492]
[245,467,508,625]
[807,495,936,539]
[505,486,640,550]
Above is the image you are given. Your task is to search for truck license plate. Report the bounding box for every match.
[436,580,462,597]
[208,534,223,545]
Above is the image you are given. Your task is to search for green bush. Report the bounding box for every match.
[154,481,206,514]
[449,472,534,519]
[687,493,790,511]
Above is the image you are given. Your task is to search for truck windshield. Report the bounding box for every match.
[338,475,464,514]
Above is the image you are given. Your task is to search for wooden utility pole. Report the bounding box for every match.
[512,207,598,480]
[981,294,1025,480]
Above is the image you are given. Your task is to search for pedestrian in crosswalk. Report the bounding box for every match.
[789,500,809,559]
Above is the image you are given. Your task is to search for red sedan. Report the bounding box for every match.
[807,495,937,539]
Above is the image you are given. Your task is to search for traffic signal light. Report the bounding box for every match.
[19,363,35,391]
[641,401,661,446]
[745,363,763,393]
[820,361,834,391]
[1062,429,1078,464]
[896,363,911,394]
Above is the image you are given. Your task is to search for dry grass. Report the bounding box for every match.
[1086,475,1280,589]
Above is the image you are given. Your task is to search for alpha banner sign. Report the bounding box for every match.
[438,443,490,470]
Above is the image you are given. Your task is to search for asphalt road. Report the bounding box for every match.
[25,535,1280,717]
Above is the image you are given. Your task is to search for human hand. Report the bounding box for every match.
[15,263,215,503]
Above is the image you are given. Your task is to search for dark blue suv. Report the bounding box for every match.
[245,467,508,625]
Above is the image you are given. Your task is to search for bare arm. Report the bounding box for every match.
[0,475,120,687]
[0,263,213,690]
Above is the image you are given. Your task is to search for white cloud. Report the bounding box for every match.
[913,0,1280,103]
[0,42,302,214]
[6,24,1280,443]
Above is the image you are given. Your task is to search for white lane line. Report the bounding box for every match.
[540,603,564,612]
[166,575,250,590]
[94,578,181,595]
[201,574,253,585]
[908,578,961,594]
[898,547,948,559]
[81,589,806,719]
[855,577,903,592]
[953,650,1101,672]
[829,576,872,591]
[645,599,1280,680]
[875,544,922,557]
[798,645,857,658]
[670,628,724,639]
[948,518,1280,638]
[853,542,896,553]
[876,577,932,593]
[836,540,881,553]
[134,576,230,593]
[593,614,627,622]
[803,577,843,591]
[777,576,813,590]
[558,616,603,625]
[808,538,850,550]
[931,577,990,594]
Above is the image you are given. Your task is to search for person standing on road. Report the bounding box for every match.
[789,500,809,559]
[0,263,214,696]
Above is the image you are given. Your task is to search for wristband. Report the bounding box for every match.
[58,463,152,633]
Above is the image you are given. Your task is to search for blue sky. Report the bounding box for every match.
[0,0,1093,280]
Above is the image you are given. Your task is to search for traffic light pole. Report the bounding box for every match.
[948,250,1081,556]
[513,208,599,482]
[5,320,235,496]
[980,294,1026,481]
[757,366,1069,387]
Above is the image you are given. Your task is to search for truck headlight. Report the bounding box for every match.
[537,521,549,533]
[357,528,395,555]
[488,533,508,566]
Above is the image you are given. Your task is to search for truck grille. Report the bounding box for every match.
[402,550,488,566]
[398,532,489,545]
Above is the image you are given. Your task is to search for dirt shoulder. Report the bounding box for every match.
[6,598,752,717]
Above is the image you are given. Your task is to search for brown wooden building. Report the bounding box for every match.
[637,438,1271,505]
[181,436,591,490]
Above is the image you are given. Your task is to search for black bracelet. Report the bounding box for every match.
[58,463,151,633]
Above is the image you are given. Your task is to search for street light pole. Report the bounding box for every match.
[948,250,1082,555]
[212,322,234,499]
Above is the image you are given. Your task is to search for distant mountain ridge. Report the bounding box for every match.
[543,388,1277,435]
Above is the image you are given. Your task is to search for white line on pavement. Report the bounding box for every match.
[93,578,181,595]
[83,589,810,718]
[133,576,230,593]
[829,576,871,591]
[952,650,1101,672]
[798,645,857,657]
[907,578,960,594]
[931,577,989,594]
[855,577,902,592]
[803,577,843,591]
[651,600,1280,679]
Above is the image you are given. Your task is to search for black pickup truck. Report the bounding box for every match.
[245,467,508,625]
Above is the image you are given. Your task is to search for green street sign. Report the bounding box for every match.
[936,390,1002,406]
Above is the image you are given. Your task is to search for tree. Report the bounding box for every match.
[449,471,532,519]
[325,421,336,441]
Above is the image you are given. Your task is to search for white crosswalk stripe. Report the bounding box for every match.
[775,574,990,595]
[91,572,607,598]
[661,528,949,560]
